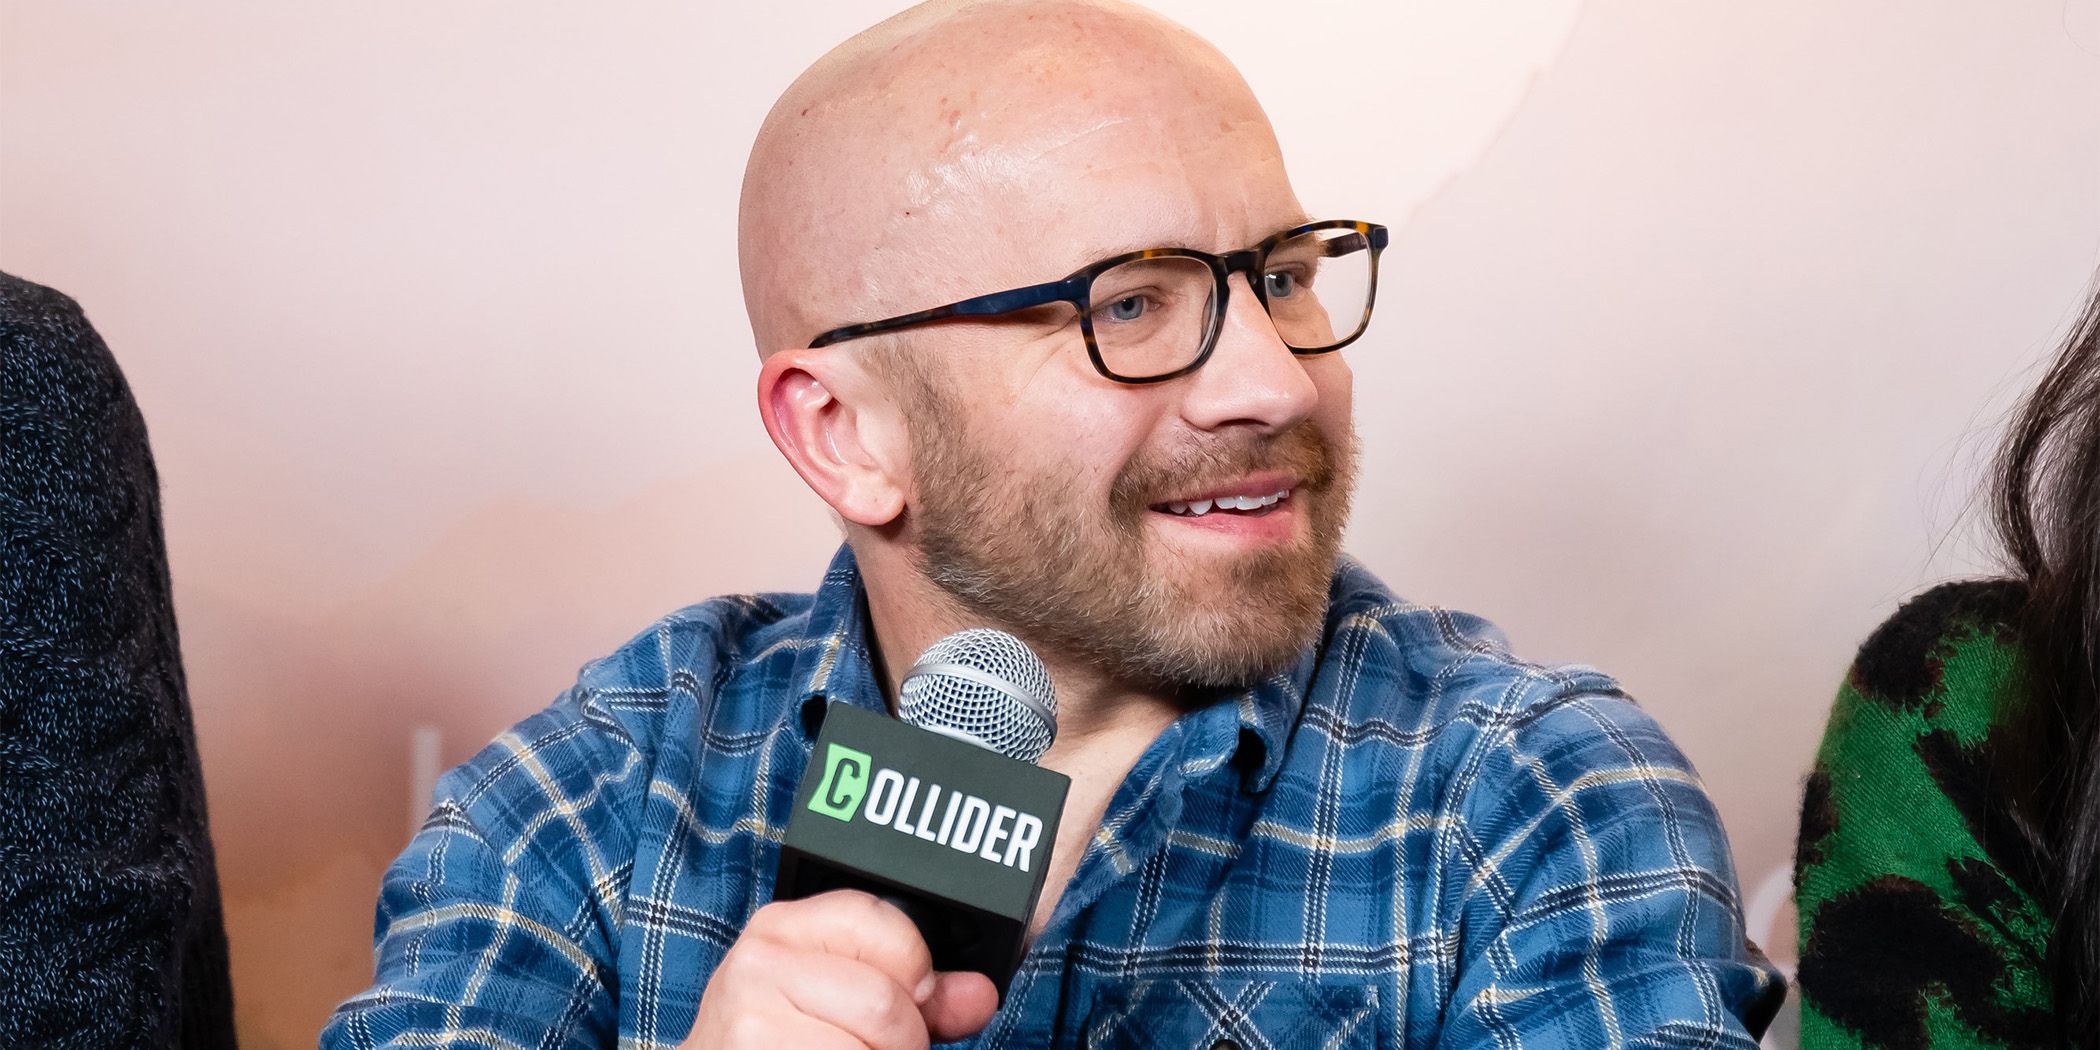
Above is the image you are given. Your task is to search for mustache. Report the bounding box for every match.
[1109,423,1344,513]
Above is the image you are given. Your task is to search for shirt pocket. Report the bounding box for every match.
[1079,979,1380,1050]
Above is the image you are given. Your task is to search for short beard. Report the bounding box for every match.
[891,356,1356,690]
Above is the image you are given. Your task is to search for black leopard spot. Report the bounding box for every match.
[1850,581,2026,709]
[1798,875,2054,1049]
[1797,769,1838,871]
[1915,728,2047,896]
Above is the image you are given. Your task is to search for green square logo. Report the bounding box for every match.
[806,743,872,822]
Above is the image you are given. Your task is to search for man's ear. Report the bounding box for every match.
[757,348,909,527]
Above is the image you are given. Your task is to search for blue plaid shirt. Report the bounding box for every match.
[325,545,1781,1049]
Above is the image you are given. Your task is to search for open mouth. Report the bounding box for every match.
[1151,487,1294,518]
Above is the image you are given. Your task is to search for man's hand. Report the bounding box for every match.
[684,890,1000,1050]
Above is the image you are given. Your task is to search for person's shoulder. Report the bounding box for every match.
[1845,578,2025,723]
[1312,557,1679,812]
[1799,578,2033,878]
[1320,556,1632,735]
[473,590,819,767]
[0,271,111,384]
[1314,561,1736,899]
[567,589,819,725]
[432,590,819,824]
[562,592,831,755]
[0,270,90,333]
[1795,582,2053,1042]
[0,272,144,513]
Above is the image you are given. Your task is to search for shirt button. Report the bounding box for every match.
[1211,1041,1242,1050]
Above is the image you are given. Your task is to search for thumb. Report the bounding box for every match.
[921,971,999,1042]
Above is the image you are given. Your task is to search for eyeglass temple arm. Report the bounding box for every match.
[807,277,1081,348]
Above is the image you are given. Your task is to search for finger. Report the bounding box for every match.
[773,950,931,1050]
[759,1011,879,1050]
[922,970,1000,1043]
[748,891,935,995]
[683,988,868,1050]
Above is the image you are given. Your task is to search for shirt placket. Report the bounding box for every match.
[967,702,1246,1050]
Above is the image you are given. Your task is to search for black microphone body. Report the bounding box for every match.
[774,633,1068,996]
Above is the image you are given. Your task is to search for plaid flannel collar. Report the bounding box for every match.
[789,543,1312,792]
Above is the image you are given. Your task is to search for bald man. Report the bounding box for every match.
[325,3,1782,1047]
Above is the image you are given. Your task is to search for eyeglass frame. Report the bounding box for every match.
[806,219,1390,384]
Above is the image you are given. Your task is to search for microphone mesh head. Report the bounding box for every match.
[897,628,1057,763]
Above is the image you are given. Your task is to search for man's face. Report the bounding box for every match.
[886,100,1360,689]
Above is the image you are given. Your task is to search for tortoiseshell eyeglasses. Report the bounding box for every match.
[807,219,1389,384]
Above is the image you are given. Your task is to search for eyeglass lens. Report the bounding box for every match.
[1085,227,1377,380]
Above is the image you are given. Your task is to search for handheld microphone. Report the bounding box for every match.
[774,629,1070,996]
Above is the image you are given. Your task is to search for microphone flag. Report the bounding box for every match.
[777,702,1071,992]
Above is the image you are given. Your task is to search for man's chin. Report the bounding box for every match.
[1126,566,1334,689]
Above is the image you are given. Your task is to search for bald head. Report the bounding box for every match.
[737,0,1298,358]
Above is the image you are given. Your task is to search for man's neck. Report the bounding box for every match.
[854,544,1186,760]
[855,543,1195,934]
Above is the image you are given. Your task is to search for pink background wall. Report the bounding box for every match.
[4,2,2099,1045]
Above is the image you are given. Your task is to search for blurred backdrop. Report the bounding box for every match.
[3,1,2098,1045]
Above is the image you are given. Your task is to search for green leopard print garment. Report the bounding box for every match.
[1795,580,2055,1048]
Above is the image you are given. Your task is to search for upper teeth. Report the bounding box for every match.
[1164,489,1291,516]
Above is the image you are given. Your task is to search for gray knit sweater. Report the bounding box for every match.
[0,272,237,1048]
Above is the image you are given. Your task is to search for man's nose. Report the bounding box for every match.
[1176,272,1321,433]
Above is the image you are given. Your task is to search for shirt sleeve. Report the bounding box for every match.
[1792,642,2054,1048]
[321,688,639,1050]
[1435,688,1784,1049]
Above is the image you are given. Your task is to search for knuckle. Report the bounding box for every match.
[829,891,919,944]
[845,981,917,1036]
[833,891,910,937]
[826,888,884,917]
[743,899,801,939]
[717,939,779,986]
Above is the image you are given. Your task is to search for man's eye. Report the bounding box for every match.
[1264,270,1299,298]
[1103,295,1148,322]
